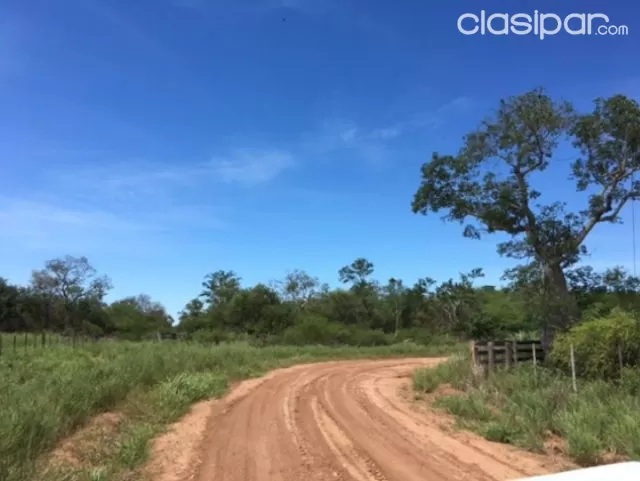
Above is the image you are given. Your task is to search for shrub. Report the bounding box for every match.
[551,308,640,378]
[394,328,458,347]
[281,315,351,345]
[191,329,229,344]
[412,355,472,393]
[348,328,391,347]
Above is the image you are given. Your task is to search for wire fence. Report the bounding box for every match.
[0,332,97,355]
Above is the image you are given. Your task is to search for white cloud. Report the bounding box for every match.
[0,196,228,255]
[296,96,471,166]
[211,149,295,186]
[367,126,402,140]
[0,197,152,253]
[55,147,295,199]
[318,95,470,142]
[1,146,293,252]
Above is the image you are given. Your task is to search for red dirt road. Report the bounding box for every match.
[149,358,572,481]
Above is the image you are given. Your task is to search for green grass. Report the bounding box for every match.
[0,339,458,481]
[413,359,640,466]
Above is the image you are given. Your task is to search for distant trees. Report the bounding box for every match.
[30,256,112,331]
[1,253,639,345]
[108,294,173,341]
[200,270,241,308]
[172,257,640,346]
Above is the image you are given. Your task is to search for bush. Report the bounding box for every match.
[282,315,394,346]
[551,308,640,378]
[282,315,351,345]
[191,329,229,344]
[348,328,390,346]
[394,328,458,347]
[415,357,640,465]
[412,355,472,393]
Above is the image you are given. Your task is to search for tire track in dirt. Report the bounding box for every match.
[157,358,574,481]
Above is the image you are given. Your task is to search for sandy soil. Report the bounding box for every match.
[145,358,574,481]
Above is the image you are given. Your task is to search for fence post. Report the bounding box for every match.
[570,343,578,393]
[470,341,477,365]
[505,341,512,370]
[487,341,495,375]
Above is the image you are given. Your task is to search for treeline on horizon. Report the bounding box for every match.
[1,254,639,345]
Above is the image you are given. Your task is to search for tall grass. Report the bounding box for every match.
[413,359,640,466]
[0,340,456,481]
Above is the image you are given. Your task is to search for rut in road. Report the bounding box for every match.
[149,358,573,481]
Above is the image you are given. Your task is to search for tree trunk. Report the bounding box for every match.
[541,262,579,352]
[394,306,401,338]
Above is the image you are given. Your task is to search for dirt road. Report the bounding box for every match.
[150,358,572,481]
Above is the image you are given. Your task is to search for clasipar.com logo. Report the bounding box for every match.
[457,10,629,39]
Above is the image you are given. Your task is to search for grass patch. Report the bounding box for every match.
[1,340,459,481]
[414,358,640,466]
[412,354,472,393]
[435,393,495,422]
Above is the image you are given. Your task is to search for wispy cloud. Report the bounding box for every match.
[2,146,293,253]
[0,194,228,255]
[298,96,473,165]
[299,119,390,166]
[57,148,295,198]
[211,149,295,186]
[0,197,153,253]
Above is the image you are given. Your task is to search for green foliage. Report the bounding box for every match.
[190,328,228,344]
[152,373,228,422]
[0,341,458,481]
[282,315,351,345]
[412,356,472,393]
[5,249,640,351]
[435,393,495,422]
[107,295,172,341]
[551,308,640,378]
[416,359,640,465]
[412,89,640,338]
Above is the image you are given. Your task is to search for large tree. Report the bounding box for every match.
[30,256,112,331]
[411,89,640,347]
[200,270,241,308]
[338,258,375,290]
[279,269,319,308]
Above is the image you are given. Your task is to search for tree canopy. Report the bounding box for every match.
[411,89,640,345]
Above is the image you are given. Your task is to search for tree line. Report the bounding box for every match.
[1,254,639,345]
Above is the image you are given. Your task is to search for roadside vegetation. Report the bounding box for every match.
[414,320,640,467]
[1,341,455,481]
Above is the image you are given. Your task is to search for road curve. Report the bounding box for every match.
[186,358,569,481]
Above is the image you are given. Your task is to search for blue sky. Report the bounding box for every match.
[1,0,638,317]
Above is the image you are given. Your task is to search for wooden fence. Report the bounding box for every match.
[471,340,545,375]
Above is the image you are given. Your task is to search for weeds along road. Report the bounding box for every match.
[150,358,570,481]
